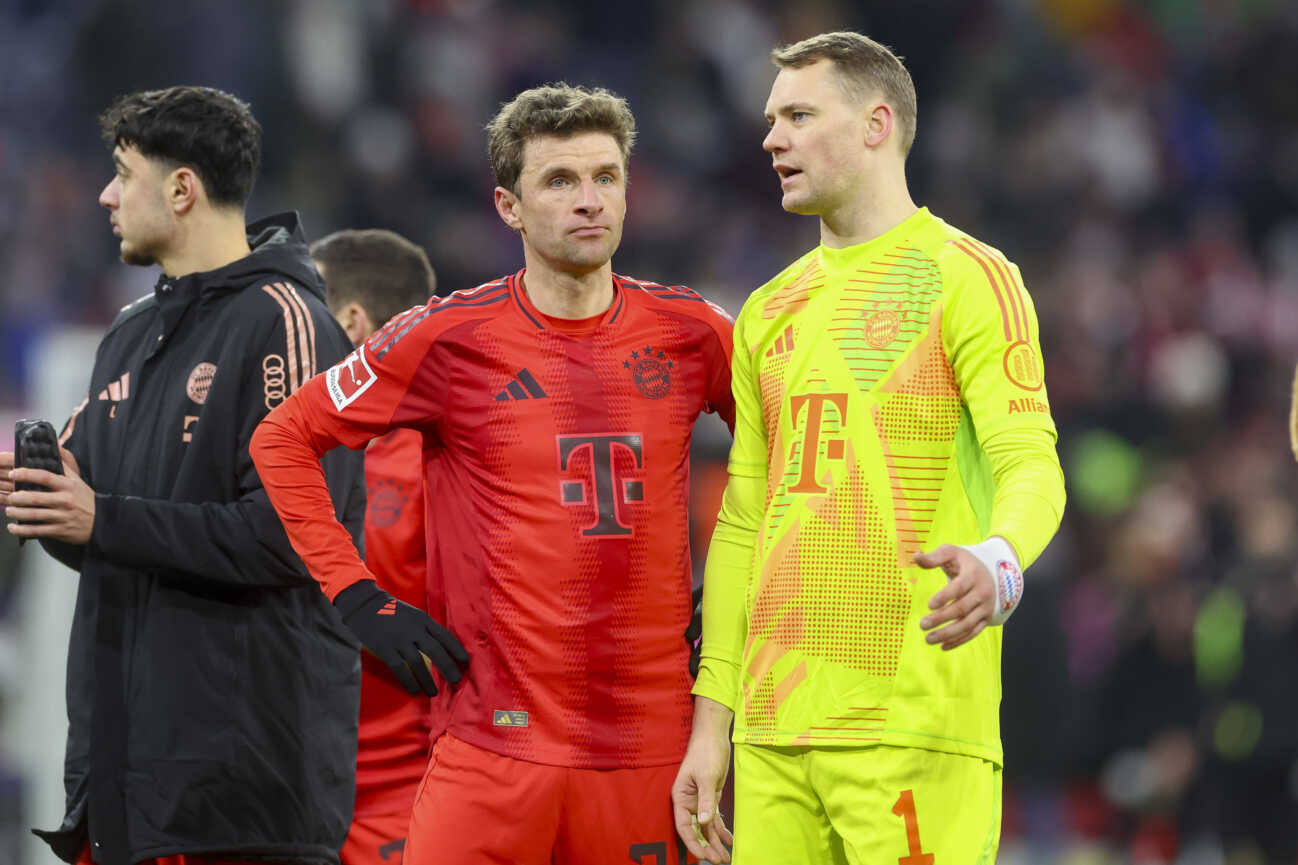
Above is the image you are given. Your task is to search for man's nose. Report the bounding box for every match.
[762,124,785,153]
[99,177,118,208]
[575,179,604,213]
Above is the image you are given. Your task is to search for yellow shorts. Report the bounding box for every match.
[732,744,1000,865]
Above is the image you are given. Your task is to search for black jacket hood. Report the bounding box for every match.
[153,211,323,301]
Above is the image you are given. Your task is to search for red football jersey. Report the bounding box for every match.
[253,271,734,768]
[354,428,440,816]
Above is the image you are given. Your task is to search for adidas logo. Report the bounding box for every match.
[494,368,548,401]
[97,372,131,403]
[98,372,131,418]
[377,600,397,616]
[765,325,795,358]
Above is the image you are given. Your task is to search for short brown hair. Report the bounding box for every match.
[772,31,917,157]
[485,83,636,195]
[310,229,436,327]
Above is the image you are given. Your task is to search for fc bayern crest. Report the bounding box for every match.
[863,309,901,348]
[623,345,673,399]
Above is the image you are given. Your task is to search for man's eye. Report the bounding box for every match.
[791,112,808,122]
[549,177,568,188]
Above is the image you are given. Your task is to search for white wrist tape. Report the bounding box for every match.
[960,536,1023,626]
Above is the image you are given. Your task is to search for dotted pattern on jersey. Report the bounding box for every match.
[827,248,942,397]
[761,258,822,320]
[743,452,910,736]
[758,348,792,463]
[757,352,798,548]
[874,295,962,566]
[475,324,546,735]
[748,419,909,670]
[575,315,695,761]
[549,329,605,759]
[594,324,644,762]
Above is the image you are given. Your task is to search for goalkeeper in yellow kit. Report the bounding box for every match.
[671,31,1066,865]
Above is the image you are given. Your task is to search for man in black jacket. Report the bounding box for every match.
[1,86,365,865]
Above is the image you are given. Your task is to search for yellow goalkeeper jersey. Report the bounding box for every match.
[695,207,1065,765]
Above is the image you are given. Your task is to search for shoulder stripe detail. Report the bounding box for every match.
[966,237,1029,339]
[952,239,1019,342]
[371,287,509,360]
[620,279,709,303]
[261,283,309,392]
[59,397,89,446]
[370,302,435,355]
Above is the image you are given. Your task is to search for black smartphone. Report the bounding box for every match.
[14,419,64,492]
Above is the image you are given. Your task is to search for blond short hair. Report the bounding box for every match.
[485,83,637,195]
[772,31,917,157]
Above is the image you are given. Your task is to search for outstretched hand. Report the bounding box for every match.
[913,544,996,651]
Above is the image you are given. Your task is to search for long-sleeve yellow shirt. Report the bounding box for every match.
[694,208,1066,766]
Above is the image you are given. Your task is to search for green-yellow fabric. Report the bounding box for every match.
[694,208,1065,766]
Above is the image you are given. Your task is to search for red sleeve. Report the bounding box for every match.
[702,300,736,433]
[250,303,446,600]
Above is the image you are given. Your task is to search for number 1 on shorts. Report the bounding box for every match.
[892,789,935,865]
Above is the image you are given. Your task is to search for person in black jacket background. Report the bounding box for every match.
[0,86,366,865]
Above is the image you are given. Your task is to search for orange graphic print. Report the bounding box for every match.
[875,305,961,566]
[762,259,821,319]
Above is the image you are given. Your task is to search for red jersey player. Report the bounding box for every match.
[310,228,440,865]
[251,84,734,865]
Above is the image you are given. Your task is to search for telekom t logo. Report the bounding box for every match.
[557,433,644,536]
[789,392,849,494]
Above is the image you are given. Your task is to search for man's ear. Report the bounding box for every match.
[864,102,895,149]
[168,166,200,215]
[494,186,524,233]
[334,302,374,347]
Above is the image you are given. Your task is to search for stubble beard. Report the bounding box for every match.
[120,243,159,267]
[117,229,165,267]
[558,233,618,274]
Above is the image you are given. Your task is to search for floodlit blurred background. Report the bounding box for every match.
[2,1,1297,863]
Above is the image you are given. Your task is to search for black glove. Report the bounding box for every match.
[334,580,469,696]
[685,583,703,679]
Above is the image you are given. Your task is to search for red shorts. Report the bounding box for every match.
[404,733,694,865]
[341,810,411,865]
[77,846,262,865]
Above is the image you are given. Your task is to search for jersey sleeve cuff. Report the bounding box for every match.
[691,658,739,711]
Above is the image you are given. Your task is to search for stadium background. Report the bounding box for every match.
[1,0,1297,862]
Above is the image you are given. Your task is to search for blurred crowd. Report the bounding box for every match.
[2,0,1298,862]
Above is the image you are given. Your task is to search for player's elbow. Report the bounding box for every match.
[249,408,305,477]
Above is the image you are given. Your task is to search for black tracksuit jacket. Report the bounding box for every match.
[34,213,366,865]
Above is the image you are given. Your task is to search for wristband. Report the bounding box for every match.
[960,536,1023,626]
